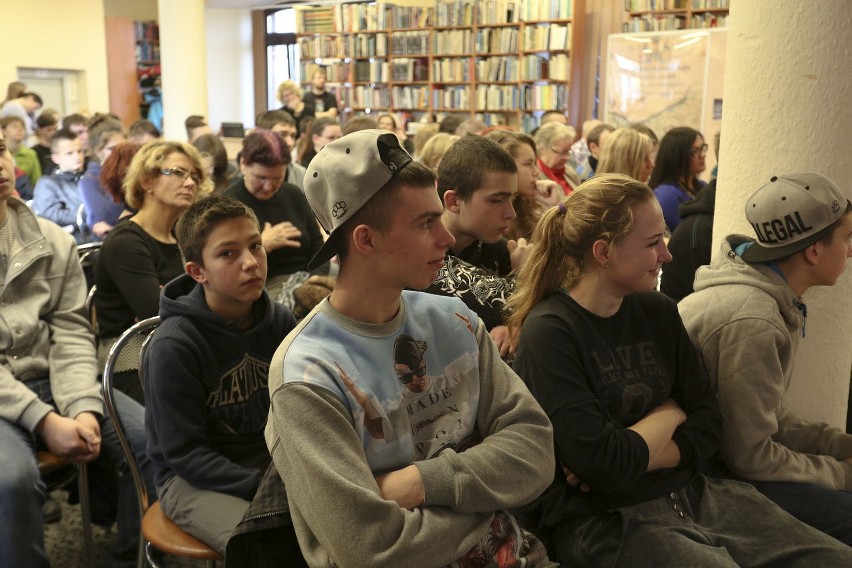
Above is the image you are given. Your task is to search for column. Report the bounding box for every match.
[157,0,208,141]
[714,0,852,426]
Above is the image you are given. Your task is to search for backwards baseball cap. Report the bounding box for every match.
[304,129,413,270]
[741,172,850,262]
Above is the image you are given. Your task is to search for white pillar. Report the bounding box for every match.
[715,0,852,427]
[157,0,208,141]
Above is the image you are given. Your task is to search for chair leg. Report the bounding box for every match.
[77,463,95,566]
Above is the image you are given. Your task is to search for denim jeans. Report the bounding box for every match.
[0,377,155,567]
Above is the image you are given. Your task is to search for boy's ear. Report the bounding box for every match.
[185,261,207,284]
[351,224,377,257]
[50,153,60,165]
[443,189,461,213]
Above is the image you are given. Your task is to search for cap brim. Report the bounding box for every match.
[740,225,833,262]
[307,231,339,271]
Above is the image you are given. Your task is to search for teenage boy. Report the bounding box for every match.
[31,128,86,242]
[0,91,42,135]
[679,172,852,545]
[0,129,152,568]
[263,130,556,566]
[32,112,58,176]
[431,135,528,355]
[144,195,296,554]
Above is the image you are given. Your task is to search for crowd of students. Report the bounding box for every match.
[1,74,852,567]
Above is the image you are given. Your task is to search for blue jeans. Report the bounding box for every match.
[0,377,155,567]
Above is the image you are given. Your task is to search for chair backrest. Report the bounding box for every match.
[77,241,102,290]
[102,316,160,518]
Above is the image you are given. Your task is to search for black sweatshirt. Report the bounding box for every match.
[513,291,721,532]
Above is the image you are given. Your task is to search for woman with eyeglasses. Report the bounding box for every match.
[533,122,582,196]
[649,126,707,231]
[95,140,210,403]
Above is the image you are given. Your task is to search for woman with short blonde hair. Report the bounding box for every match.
[597,127,656,182]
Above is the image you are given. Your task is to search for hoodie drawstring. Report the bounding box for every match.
[793,298,807,337]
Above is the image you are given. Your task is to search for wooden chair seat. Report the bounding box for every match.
[142,501,222,561]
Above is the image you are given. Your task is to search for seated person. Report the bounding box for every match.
[223,130,329,299]
[509,173,852,566]
[95,141,210,403]
[1,116,41,188]
[260,130,556,567]
[31,128,86,242]
[144,195,296,554]
[0,131,154,566]
[533,122,580,195]
[297,117,340,168]
[32,112,58,179]
[430,134,529,356]
[79,116,127,240]
[649,127,708,232]
[679,172,852,545]
[255,110,306,190]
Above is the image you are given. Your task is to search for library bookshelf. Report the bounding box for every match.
[624,0,729,32]
[295,0,584,130]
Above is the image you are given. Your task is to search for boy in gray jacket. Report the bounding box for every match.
[679,172,852,545]
[0,131,152,566]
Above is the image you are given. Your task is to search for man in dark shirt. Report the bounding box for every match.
[302,69,338,120]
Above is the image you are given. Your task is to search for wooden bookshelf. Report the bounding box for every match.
[295,0,584,130]
[624,0,729,32]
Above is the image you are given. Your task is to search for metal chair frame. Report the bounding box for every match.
[102,316,220,568]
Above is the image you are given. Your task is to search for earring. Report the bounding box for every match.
[604,262,611,269]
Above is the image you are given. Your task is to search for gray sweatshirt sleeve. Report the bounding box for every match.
[416,319,555,511]
[704,318,852,490]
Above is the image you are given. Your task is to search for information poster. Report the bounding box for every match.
[606,30,711,135]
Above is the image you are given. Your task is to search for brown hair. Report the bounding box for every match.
[175,194,260,265]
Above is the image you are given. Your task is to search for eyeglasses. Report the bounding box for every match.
[397,363,426,385]
[691,144,709,157]
[160,166,201,185]
[549,146,572,157]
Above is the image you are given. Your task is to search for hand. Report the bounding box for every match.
[534,179,563,206]
[375,464,425,510]
[262,221,303,252]
[36,412,102,464]
[489,325,512,358]
[507,238,530,271]
[562,464,590,492]
[92,221,113,238]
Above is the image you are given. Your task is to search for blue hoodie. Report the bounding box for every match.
[144,273,296,499]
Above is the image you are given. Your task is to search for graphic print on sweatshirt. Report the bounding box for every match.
[206,353,271,434]
[589,340,671,425]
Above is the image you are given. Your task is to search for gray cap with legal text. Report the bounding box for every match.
[304,129,413,270]
[742,172,849,262]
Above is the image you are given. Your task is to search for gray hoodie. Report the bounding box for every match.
[679,236,852,490]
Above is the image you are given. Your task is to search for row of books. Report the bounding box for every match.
[692,13,728,27]
[134,20,158,43]
[476,27,518,53]
[300,61,347,83]
[626,0,686,11]
[625,14,687,31]
[394,86,431,109]
[348,33,388,57]
[298,2,575,34]
[476,56,519,82]
[342,86,392,109]
[353,60,388,83]
[390,58,430,82]
[298,36,343,59]
[135,43,160,64]
[434,29,474,54]
[432,86,472,109]
[475,85,523,110]
[522,53,571,81]
[522,23,572,52]
[692,0,729,8]
[521,83,570,110]
[431,57,473,82]
[390,31,430,56]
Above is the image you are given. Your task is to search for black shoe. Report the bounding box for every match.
[42,495,62,524]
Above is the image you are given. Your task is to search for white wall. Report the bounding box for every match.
[0,0,109,115]
[205,8,256,132]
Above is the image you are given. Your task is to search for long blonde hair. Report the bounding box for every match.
[506,174,655,333]
[597,128,654,181]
